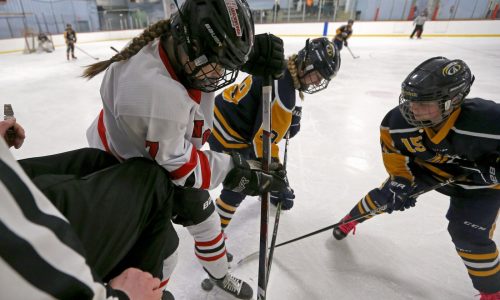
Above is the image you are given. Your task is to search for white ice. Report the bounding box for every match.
[1,36,499,300]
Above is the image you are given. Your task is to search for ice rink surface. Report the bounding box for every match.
[1,36,499,299]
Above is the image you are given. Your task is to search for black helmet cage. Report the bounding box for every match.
[399,57,474,128]
[170,0,254,92]
[296,37,340,94]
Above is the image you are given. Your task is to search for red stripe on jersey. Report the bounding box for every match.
[195,232,224,247]
[98,110,111,153]
[158,43,179,81]
[158,43,202,104]
[195,250,227,262]
[197,150,211,189]
[188,90,201,104]
[169,146,197,180]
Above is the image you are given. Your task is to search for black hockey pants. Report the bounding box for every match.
[19,148,178,281]
[410,25,424,38]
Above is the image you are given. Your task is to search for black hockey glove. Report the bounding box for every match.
[223,152,289,196]
[288,106,302,138]
[270,187,295,210]
[459,159,499,185]
[241,33,286,79]
[343,40,348,47]
[379,177,416,214]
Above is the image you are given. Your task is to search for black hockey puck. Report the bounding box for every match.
[201,278,214,291]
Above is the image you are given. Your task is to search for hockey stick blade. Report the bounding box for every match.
[237,250,259,266]
[75,45,99,60]
[346,46,359,59]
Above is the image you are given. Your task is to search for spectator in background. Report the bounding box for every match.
[272,2,281,22]
[306,0,313,15]
[296,0,303,12]
[410,12,427,39]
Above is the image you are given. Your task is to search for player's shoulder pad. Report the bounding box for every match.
[456,98,500,135]
[380,106,414,130]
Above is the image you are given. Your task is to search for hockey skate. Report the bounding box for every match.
[332,214,358,240]
[201,273,253,299]
[162,290,175,300]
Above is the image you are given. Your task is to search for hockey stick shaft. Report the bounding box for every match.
[238,174,465,265]
[268,175,465,248]
[345,45,359,59]
[266,132,290,285]
[257,76,273,300]
[75,45,99,60]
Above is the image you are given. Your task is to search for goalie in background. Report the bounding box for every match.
[64,24,77,60]
[37,32,54,53]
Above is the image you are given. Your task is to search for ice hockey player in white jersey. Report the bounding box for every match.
[83,0,287,299]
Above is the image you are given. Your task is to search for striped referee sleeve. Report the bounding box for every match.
[0,142,127,300]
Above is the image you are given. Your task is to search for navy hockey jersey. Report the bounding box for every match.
[211,70,300,159]
[380,98,500,193]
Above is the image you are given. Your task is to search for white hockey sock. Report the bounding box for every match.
[187,211,228,279]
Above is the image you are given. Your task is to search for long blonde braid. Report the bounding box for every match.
[82,19,171,79]
[287,54,304,101]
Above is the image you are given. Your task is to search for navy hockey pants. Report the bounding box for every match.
[446,193,499,293]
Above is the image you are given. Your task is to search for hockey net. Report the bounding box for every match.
[23,30,55,54]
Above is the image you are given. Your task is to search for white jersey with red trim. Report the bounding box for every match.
[87,39,232,190]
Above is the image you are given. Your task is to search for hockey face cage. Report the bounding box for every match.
[399,79,473,128]
[182,59,238,92]
[399,96,458,128]
[297,38,340,94]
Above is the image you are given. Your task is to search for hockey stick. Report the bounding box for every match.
[257,75,273,300]
[110,46,119,53]
[237,174,467,266]
[74,45,99,60]
[345,45,359,59]
[266,132,290,286]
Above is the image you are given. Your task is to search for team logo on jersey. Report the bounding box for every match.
[225,0,242,37]
[442,62,461,76]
